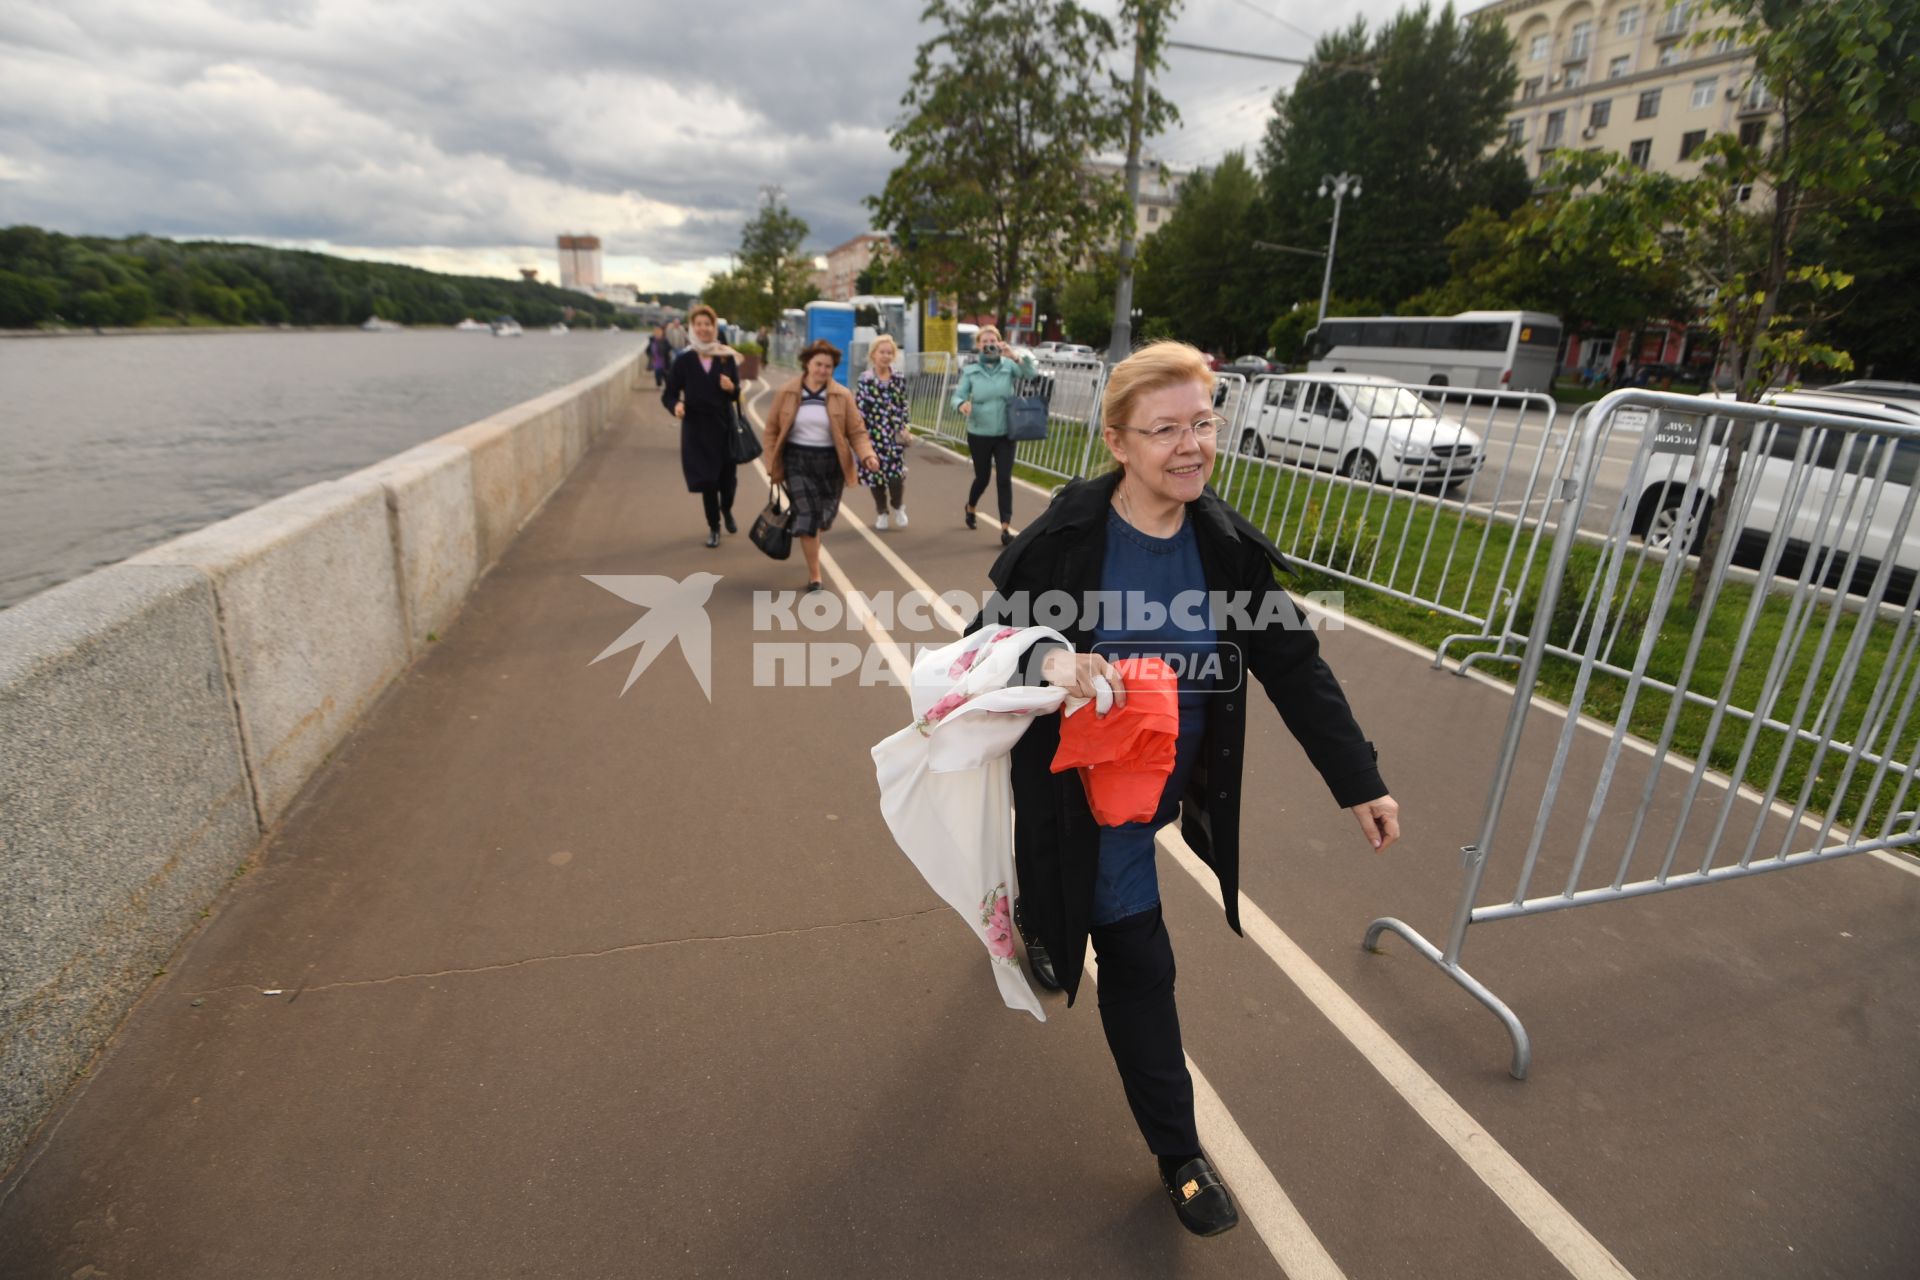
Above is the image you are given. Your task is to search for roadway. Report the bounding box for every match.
[1,374,1915,1278]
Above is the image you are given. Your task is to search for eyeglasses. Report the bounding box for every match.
[1111,416,1226,447]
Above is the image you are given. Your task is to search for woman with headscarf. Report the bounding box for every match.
[763,339,882,592]
[661,304,742,548]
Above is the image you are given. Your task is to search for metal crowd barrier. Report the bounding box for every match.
[1364,389,1920,1078]
[897,352,961,447]
[1207,373,1562,634]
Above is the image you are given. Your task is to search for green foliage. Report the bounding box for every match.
[1253,3,1528,313]
[867,0,1138,325]
[1135,150,1267,354]
[0,225,632,330]
[1058,261,1118,348]
[735,193,814,328]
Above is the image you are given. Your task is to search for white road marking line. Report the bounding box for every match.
[1084,949,1348,1280]
[1156,832,1635,1280]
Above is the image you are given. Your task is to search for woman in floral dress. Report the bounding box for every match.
[855,333,912,530]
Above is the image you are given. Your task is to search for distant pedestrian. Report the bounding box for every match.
[856,334,912,530]
[763,339,881,592]
[979,340,1400,1238]
[647,326,672,387]
[662,304,742,548]
[665,317,688,353]
[951,324,1038,545]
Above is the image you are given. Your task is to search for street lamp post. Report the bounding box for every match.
[1315,172,1361,326]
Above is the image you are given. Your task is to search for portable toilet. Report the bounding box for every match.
[805,301,857,387]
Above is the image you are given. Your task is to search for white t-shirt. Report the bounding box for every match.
[789,386,833,447]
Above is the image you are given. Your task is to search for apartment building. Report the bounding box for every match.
[1479,0,1774,185]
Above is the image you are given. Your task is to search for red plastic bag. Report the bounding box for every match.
[1050,656,1180,826]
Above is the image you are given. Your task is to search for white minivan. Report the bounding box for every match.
[1632,390,1920,596]
[1234,374,1486,489]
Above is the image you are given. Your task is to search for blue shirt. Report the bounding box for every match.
[1089,508,1217,926]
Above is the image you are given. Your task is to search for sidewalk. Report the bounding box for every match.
[1,377,1915,1278]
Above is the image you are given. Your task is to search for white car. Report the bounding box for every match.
[1235,374,1485,489]
[1632,390,1920,595]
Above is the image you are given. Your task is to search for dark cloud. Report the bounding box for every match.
[0,0,1399,286]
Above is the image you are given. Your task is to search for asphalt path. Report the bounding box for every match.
[2,375,1915,1278]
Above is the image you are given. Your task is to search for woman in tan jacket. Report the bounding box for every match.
[764,339,881,592]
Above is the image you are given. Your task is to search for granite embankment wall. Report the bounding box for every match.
[0,352,644,1168]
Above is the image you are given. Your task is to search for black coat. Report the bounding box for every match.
[662,349,740,492]
[976,470,1387,1004]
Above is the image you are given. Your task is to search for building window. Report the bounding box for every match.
[1659,0,1695,37]
[1147,206,1159,223]
[1659,45,1680,67]
[1736,183,1755,203]
[1679,129,1707,160]
[1609,55,1631,78]
[1530,33,1550,61]
[1507,118,1528,147]
[1738,119,1765,149]
[1522,77,1544,101]
[1691,78,1718,109]
[1568,21,1592,60]
[1742,81,1774,111]
[1590,99,1612,129]
[1637,88,1662,119]
[1629,139,1652,169]
[1565,65,1587,89]
[1543,110,1566,148]
[1617,5,1640,36]
[1714,31,1737,54]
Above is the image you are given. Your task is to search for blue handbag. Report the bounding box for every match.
[1006,394,1049,441]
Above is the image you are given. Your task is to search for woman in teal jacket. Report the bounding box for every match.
[950,325,1039,545]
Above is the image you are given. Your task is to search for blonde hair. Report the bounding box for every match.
[975,325,1003,345]
[1099,341,1216,473]
[868,333,899,361]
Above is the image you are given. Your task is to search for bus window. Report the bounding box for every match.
[1303,328,1328,360]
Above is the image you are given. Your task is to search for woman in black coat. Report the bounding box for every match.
[975,341,1400,1238]
[661,304,743,547]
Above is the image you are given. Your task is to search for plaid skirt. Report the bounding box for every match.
[783,443,844,537]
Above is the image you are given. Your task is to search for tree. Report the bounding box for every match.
[867,0,1135,327]
[0,269,60,326]
[1403,203,1690,352]
[1106,0,1184,360]
[737,191,814,328]
[1531,0,1920,607]
[1058,261,1118,348]
[1135,150,1266,355]
[1254,3,1528,315]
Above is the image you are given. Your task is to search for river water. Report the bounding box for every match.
[0,329,646,608]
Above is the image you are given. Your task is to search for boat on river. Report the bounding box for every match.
[454,317,489,332]
[361,316,403,332]
[491,318,524,338]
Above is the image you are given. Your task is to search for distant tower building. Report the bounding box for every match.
[557,234,602,290]
[519,267,539,283]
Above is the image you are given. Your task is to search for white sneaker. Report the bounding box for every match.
[875,513,890,531]
[892,507,909,528]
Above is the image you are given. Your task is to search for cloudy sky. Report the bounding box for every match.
[0,0,1411,293]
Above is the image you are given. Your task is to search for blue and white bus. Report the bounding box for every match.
[1303,310,1563,393]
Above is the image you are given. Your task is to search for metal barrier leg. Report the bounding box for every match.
[1362,916,1534,1080]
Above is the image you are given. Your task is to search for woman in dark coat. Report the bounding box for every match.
[975,340,1400,1238]
[661,304,742,548]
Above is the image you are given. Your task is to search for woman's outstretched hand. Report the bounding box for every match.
[1351,796,1401,852]
[1040,649,1126,713]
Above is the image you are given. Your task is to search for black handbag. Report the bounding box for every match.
[725,402,763,464]
[750,483,794,560]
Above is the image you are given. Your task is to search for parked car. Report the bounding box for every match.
[1221,354,1282,378]
[1631,390,1920,597]
[1234,374,1485,490]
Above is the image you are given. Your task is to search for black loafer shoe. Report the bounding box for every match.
[722,511,738,534]
[1160,1154,1239,1237]
[1024,937,1062,991]
[1000,527,1014,546]
[965,505,977,530]
[704,529,721,548]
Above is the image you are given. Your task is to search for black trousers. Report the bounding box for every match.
[1090,905,1199,1156]
[868,475,905,514]
[966,433,1015,522]
[698,467,738,530]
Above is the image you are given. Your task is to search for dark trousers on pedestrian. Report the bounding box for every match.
[1090,905,1200,1156]
[699,467,738,531]
[869,475,905,515]
[966,433,1015,524]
